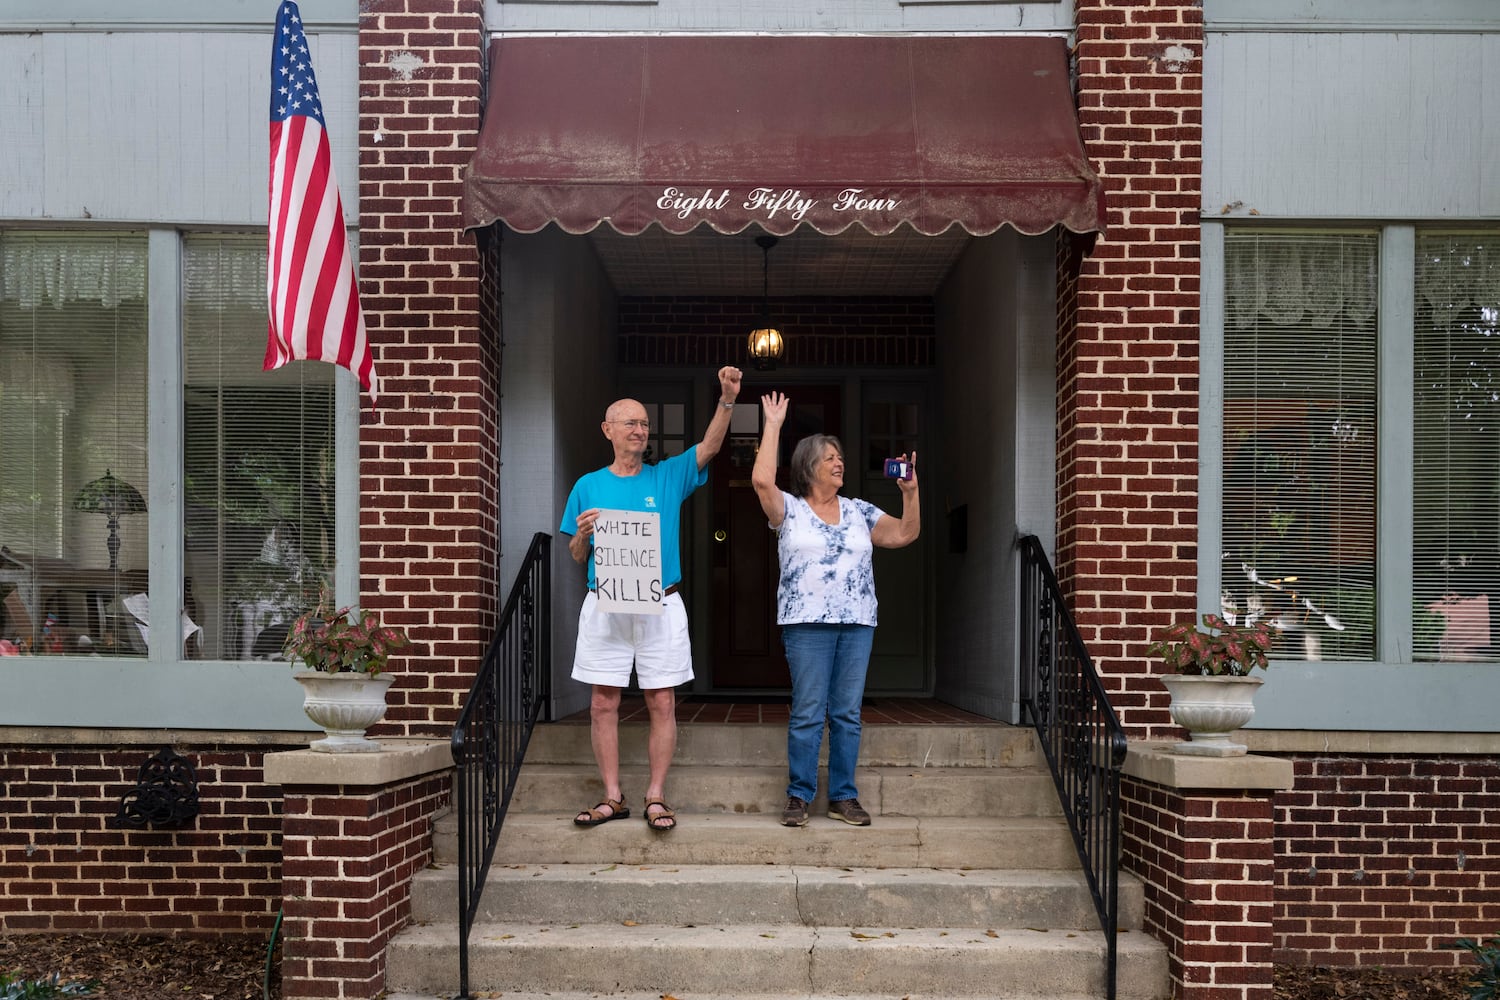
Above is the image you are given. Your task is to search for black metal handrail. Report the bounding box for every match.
[1017,534,1128,1000]
[451,531,552,1000]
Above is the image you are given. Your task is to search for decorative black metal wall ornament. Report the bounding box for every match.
[111,747,200,829]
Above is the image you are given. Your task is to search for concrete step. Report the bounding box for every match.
[410,862,1145,931]
[527,720,1040,768]
[386,994,1117,1000]
[385,921,1169,999]
[437,812,1083,868]
[507,763,1062,818]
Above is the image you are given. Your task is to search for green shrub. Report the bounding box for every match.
[1450,935,1500,1000]
[0,972,99,999]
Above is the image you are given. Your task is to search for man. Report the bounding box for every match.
[561,365,742,832]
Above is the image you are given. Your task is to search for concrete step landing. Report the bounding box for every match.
[386,922,1168,999]
[410,862,1145,931]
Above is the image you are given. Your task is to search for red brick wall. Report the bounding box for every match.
[618,296,936,367]
[0,747,289,936]
[1123,778,1279,1000]
[357,0,497,737]
[1275,754,1500,968]
[1068,0,1203,738]
[279,771,449,1000]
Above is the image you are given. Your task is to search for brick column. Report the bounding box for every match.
[1122,746,1294,1000]
[267,741,452,1000]
[1067,0,1205,738]
[357,0,498,736]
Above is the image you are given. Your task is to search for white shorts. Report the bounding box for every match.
[571,590,694,689]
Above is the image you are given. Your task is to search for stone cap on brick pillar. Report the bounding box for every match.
[1124,742,1294,791]
[264,738,450,787]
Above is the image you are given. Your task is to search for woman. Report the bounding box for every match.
[750,392,920,828]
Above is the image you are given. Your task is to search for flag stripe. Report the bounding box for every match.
[266,0,374,394]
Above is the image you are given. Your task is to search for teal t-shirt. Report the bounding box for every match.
[559,447,706,590]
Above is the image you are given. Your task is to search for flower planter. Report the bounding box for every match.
[1159,673,1264,757]
[292,670,395,753]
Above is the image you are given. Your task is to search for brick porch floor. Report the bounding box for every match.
[559,697,1000,725]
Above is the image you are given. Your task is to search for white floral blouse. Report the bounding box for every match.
[774,492,885,627]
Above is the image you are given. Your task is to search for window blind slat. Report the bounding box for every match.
[182,235,334,661]
[1412,231,1500,661]
[0,232,149,657]
[1222,232,1379,661]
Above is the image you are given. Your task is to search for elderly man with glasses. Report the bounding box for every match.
[561,365,742,832]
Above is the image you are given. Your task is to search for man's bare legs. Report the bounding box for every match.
[642,686,677,801]
[579,684,677,827]
[642,686,678,830]
[578,684,625,821]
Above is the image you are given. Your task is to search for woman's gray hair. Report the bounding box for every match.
[788,434,844,498]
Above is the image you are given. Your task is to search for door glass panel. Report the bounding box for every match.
[865,400,920,474]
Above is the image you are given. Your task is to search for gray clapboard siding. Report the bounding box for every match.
[0,0,357,31]
[1205,30,1500,220]
[0,29,357,226]
[1205,0,1500,32]
[0,36,46,219]
[489,0,1071,34]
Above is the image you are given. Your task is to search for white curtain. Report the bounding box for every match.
[1,237,148,310]
[1418,237,1500,328]
[1226,237,1378,330]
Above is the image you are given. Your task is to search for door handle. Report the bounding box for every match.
[713,529,727,543]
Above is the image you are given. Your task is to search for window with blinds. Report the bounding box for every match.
[183,235,334,661]
[1221,231,1379,661]
[0,232,150,657]
[1413,231,1500,662]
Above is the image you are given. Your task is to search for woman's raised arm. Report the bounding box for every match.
[750,392,789,528]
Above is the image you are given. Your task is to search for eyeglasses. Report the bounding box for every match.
[610,419,650,431]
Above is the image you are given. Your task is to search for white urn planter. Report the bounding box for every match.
[1159,674,1264,757]
[292,670,395,753]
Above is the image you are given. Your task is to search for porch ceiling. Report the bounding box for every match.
[586,224,973,297]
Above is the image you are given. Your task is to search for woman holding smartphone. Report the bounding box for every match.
[750,391,921,828]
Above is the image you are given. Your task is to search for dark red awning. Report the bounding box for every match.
[462,35,1104,238]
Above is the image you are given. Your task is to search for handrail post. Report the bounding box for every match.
[1016,534,1126,1000]
[450,531,552,1000]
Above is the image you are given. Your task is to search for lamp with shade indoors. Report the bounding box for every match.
[747,234,786,370]
[73,469,147,573]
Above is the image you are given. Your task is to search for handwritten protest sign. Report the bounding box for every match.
[592,509,663,615]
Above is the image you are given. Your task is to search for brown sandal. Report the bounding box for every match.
[574,796,629,827]
[643,797,676,832]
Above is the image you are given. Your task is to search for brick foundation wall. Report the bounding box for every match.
[0,746,290,936]
[618,296,936,367]
[279,770,449,1000]
[1123,776,1278,1000]
[357,0,497,737]
[1275,754,1500,968]
[1069,0,1203,739]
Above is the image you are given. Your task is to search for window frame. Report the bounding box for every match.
[1204,222,1500,733]
[0,226,360,732]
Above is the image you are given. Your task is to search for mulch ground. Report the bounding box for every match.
[1275,963,1473,1000]
[0,933,1480,999]
[0,934,280,999]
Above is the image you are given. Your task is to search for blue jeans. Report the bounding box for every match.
[782,623,875,804]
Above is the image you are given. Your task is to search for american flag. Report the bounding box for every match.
[266,0,374,393]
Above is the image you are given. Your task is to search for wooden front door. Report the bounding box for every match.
[709,385,842,688]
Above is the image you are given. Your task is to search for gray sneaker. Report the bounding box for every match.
[781,796,809,827]
[827,798,871,826]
